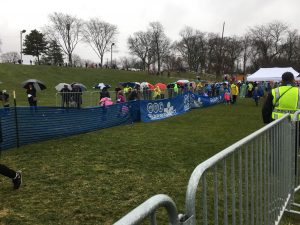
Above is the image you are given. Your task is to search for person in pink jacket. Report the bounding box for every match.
[99,97,113,106]
[224,90,231,104]
[116,91,125,103]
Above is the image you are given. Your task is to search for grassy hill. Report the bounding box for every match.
[0,64,298,225]
[0,64,190,106]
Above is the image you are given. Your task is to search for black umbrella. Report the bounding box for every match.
[119,82,140,88]
[71,82,87,91]
[21,79,46,91]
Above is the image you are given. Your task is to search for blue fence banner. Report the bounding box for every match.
[0,93,224,151]
[140,94,190,122]
[190,93,224,108]
[0,101,140,151]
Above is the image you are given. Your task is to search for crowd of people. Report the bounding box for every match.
[0,79,284,108]
[60,84,83,108]
[2,71,300,190]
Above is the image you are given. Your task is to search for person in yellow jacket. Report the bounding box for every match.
[230,82,239,104]
[262,72,299,123]
[153,86,161,99]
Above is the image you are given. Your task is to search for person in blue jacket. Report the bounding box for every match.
[252,84,264,106]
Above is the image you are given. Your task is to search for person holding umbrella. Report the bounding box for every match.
[22,79,46,107]
[55,83,72,108]
[60,84,71,108]
[71,83,83,108]
[26,84,37,107]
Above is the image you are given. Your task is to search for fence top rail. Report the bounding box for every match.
[184,113,290,218]
[113,194,179,225]
[292,110,300,122]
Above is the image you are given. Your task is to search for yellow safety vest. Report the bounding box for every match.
[271,86,300,120]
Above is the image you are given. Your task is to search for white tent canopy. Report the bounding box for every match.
[246,67,300,82]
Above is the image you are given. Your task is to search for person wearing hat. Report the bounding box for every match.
[262,72,299,124]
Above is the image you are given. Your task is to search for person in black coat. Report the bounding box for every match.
[0,119,22,189]
[100,87,110,100]
[0,164,22,189]
[26,84,37,106]
[60,85,71,108]
[71,85,82,108]
[128,89,139,101]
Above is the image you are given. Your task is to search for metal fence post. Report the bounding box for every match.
[13,91,20,148]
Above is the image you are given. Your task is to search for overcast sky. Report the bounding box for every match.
[1,0,300,64]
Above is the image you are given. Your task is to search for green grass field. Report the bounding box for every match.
[0,64,299,225]
[0,64,180,106]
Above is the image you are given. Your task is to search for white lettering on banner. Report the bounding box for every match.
[209,96,222,104]
[147,101,177,120]
[183,94,190,111]
[147,102,164,113]
[191,94,203,108]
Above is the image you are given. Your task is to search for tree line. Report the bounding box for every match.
[1,12,300,79]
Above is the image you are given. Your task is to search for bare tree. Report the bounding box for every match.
[72,54,84,67]
[1,52,20,63]
[148,22,171,75]
[163,45,180,76]
[241,34,252,74]
[281,29,299,63]
[45,12,83,66]
[176,26,207,73]
[222,36,243,74]
[119,56,131,70]
[206,33,220,74]
[128,31,152,70]
[82,18,118,67]
[249,21,288,68]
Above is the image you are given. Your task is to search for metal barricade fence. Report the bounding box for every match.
[182,113,294,225]
[55,92,91,108]
[54,88,207,107]
[114,194,179,225]
[288,111,300,215]
[114,113,299,225]
[55,89,188,107]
